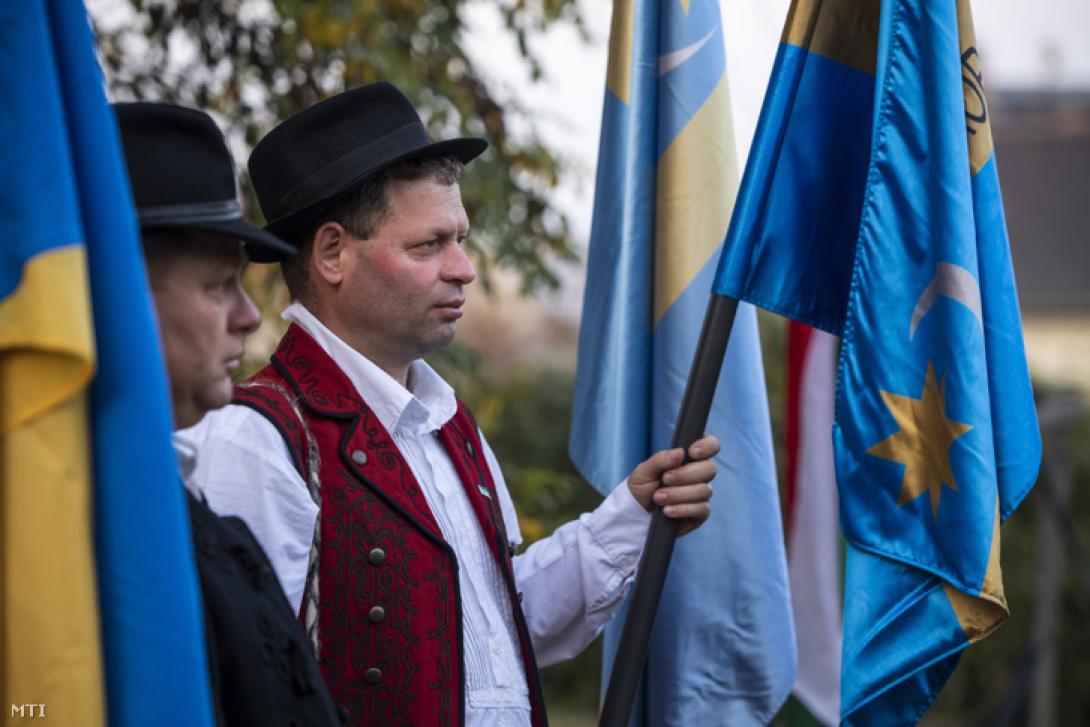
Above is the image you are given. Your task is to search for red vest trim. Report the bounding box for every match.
[233,325,547,727]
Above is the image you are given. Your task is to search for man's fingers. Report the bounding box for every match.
[653,482,713,507]
[661,459,716,487]
[687,435,720,461]
[632,435,718,487]
[629,446,684,486]
[660,502,711,520]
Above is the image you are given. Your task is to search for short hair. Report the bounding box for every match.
[141,228,198,287]
[141,228,242,288]
[280,156,464,303]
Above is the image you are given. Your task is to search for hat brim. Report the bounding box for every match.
[263,136,487,239]
[143,216,295,263]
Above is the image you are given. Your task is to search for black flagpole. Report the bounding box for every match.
[598,294,740,727]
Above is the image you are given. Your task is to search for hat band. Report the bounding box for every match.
[272,122,432,220]
[138,199,242,226]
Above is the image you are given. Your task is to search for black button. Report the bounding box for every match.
[368,547,386,565]
[364,667,382,684]
[368,606,386,623]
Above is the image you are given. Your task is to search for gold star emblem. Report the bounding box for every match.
[867,362,973,518]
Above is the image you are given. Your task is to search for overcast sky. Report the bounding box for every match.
[463,0,1090,255]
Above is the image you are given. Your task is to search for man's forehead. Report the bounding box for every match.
[384,178,468,227]
[190,232,247,254]
[166,231,249,268]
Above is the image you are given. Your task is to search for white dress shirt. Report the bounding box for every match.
[178,302,650,725]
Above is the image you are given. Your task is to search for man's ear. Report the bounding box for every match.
[311,221,350,287]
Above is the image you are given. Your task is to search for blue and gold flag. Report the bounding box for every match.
[1,3,215,725]
[713,0,1040,723]
[571,0,795,722]
[2,3,103,720]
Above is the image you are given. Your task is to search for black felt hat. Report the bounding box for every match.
[114,102,294,262]
[248,82,488,239]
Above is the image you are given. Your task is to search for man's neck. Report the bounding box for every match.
[338,333,411,388]
[303,299,413,388]
[370,354,410,389]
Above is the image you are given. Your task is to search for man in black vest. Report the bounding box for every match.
[115,101,341,726]
[179,83,717,726]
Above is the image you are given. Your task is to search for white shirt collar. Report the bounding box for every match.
[282,301,457,435]
[172,431,200,496]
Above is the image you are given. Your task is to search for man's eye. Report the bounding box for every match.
[207,275,235,293]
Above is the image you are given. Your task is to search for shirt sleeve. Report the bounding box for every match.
[176,404,318,614]
[478,435,652,667]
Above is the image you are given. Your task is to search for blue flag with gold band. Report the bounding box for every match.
[1,2,215,725]
[571,0,795,722]
[713,0,1041,723]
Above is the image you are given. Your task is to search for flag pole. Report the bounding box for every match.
[599,294,741,727]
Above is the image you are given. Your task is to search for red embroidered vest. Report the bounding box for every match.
[232,325,547,726]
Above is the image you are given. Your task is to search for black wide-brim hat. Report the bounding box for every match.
[114,102,294,263]
[249,82,488,239]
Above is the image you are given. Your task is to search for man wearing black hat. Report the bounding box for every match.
[178,83,717,726]
[115,101,340,727]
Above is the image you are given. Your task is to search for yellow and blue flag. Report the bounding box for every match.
[713,0,1040,723]
[571,0,795,722]
[1,3,214,725]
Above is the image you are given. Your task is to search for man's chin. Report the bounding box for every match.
[432,327,458,351]
[411,331,457,363]
[199,381,236,415]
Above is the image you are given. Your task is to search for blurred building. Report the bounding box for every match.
[990,88,1090,727]
[992,89,1090,393]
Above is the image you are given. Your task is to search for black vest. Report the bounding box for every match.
[188,491,342,726]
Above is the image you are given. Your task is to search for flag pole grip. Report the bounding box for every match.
[598,294,740,727]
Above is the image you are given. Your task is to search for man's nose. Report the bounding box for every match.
[443,243,476,286]
[231,286,261,335]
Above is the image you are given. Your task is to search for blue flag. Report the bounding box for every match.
[570,0,795,722]
[1,3,215,725]
[712,0,1041,723]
